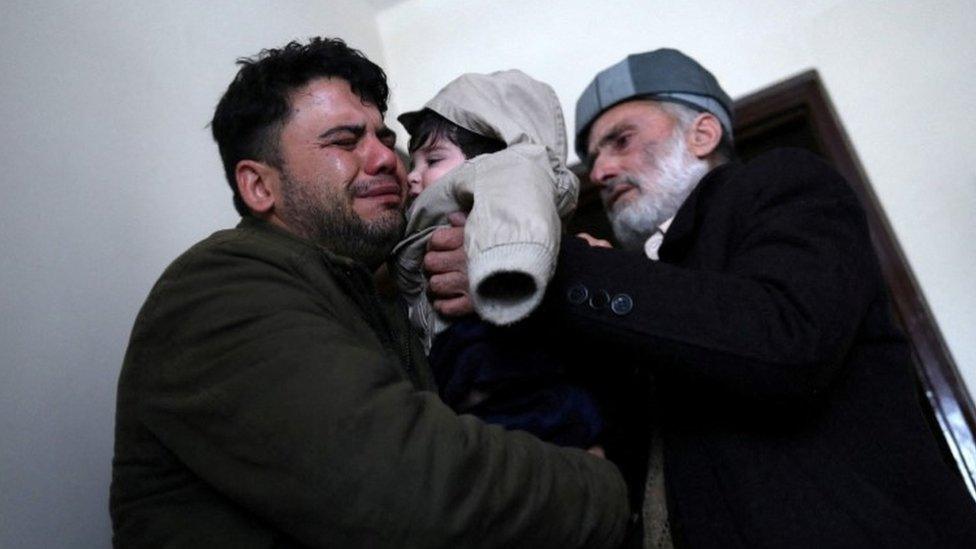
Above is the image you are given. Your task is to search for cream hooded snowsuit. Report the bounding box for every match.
[392,70,578,350]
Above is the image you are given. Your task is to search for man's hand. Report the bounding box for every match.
[576,232,613,249]
[424,213,473,317]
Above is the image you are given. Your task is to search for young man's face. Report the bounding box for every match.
[406,137,466,199]
[270,77,407,266]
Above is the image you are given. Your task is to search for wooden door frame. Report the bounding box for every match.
[734,70,976,498]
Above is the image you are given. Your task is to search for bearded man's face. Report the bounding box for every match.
[270,78,407,267]
[586,100,710,251]
[278,166,405,268]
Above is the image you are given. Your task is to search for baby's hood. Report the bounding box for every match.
[398,70,569,164]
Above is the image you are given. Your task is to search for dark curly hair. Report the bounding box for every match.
[211,37,389,216]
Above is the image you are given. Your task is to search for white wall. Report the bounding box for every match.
[377,0,976,391]
[0,2,386,547]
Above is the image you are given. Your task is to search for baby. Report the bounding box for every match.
[392,70,603,448]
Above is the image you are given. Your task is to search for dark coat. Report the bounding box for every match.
[429,315,606,448]
[110,217,629,548]
[546,149,976,548]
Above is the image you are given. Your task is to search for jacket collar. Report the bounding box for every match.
[236,216,369,272]
[659,161,736,261]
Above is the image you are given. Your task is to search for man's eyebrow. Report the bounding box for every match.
[594,122,635,150]
[317,124,364,140]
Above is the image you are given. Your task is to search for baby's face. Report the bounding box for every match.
[407,137,466,199]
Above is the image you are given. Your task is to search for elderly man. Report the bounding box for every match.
[426,49,976,547]
[110,37,630,548]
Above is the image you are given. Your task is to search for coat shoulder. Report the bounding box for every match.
[167,223,317,276]
[128,223,334,352]
[737,147,850,192]
[711,148,859,216]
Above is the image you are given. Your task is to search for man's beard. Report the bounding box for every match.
[278,171,405,269]
[604,130,710,251]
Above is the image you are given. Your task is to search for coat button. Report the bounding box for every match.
[611,293,634,315]
[589,289,610,309]
[567,284,589,304]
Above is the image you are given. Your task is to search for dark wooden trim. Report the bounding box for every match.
[734,70,976,498]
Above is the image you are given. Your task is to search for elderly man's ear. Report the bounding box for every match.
[686,112,724,159]
[236,160,280,216]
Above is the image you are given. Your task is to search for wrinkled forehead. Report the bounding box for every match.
[286,77,382,125]
[586,99,673,152]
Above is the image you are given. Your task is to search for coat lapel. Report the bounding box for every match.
[659,162,734,262]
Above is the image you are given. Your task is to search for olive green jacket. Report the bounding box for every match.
[110,217,628,548]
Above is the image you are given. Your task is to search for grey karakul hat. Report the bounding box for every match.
[574,48,733,158]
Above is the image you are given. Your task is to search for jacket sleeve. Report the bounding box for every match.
[131,242,628,548]
[547,150,879,406]
[463,144,578,326]
[401,144,577,328]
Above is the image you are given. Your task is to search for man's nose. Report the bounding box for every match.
[589,155,618,186]
[363,135,398,176]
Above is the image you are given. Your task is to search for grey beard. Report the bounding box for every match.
[607,138,710,252]
[279,175,405,269]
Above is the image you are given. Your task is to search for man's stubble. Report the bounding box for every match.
[278,171,405,268]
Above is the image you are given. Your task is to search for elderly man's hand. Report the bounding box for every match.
[424,212,473,317]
